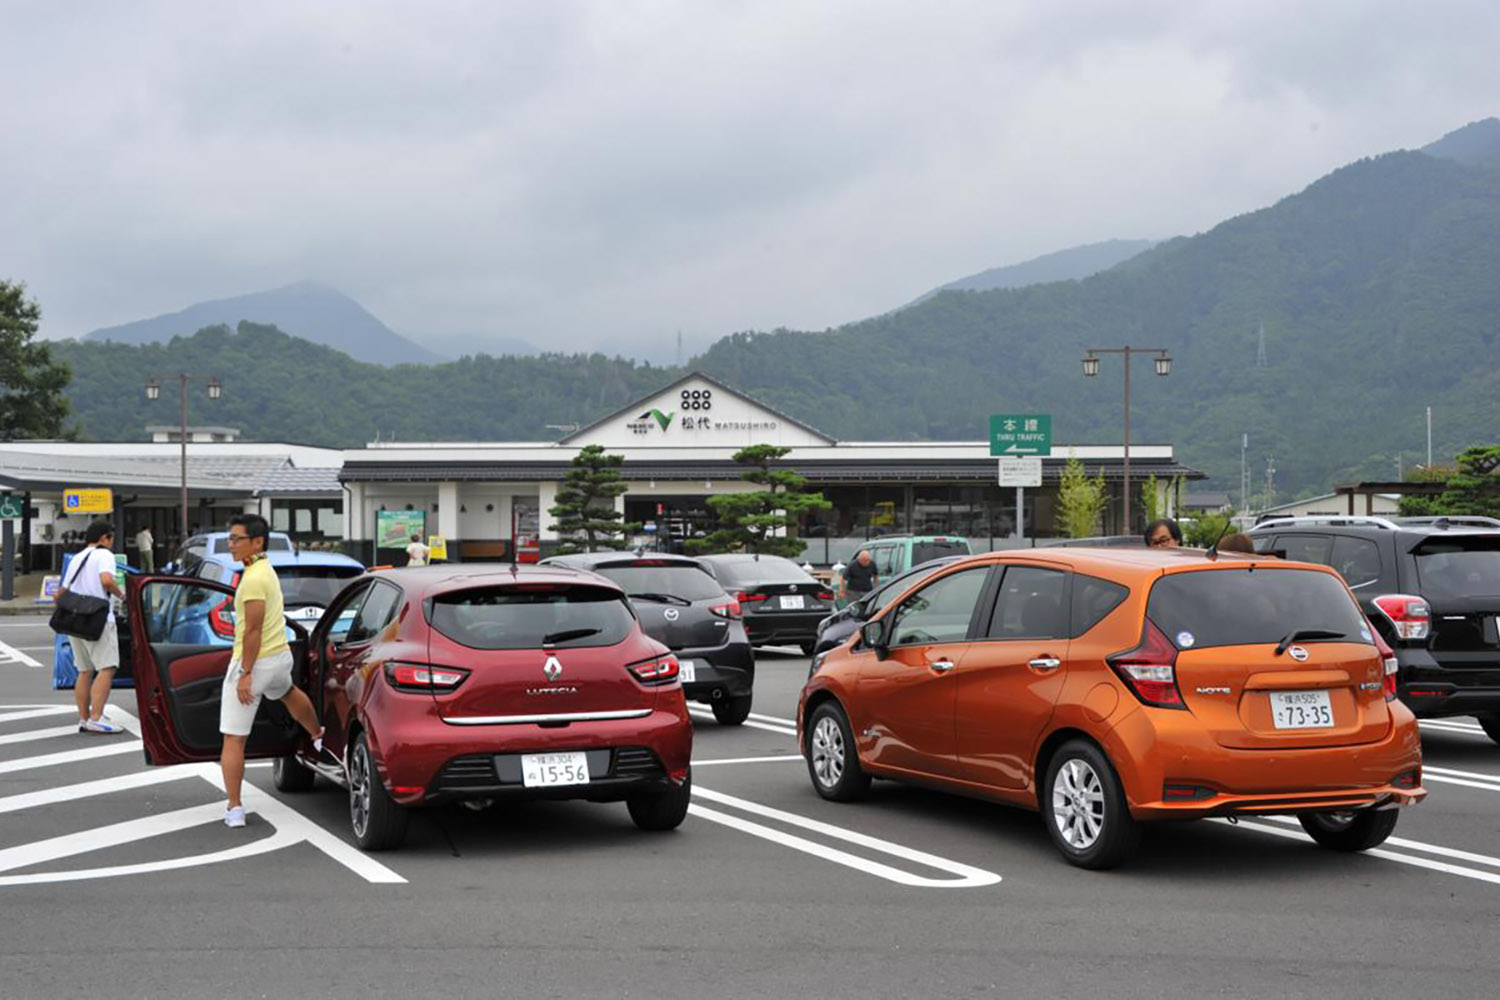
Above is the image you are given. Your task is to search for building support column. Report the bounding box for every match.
[438,482,460,542]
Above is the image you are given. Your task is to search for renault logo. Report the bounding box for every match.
[543,655,563,681]
[1288,645,1309,662]
[663,608,680,621]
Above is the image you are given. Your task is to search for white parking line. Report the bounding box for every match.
[0,767,198,815]
[0,741,141,775]
[690,785,1001,888]
[0,724,85,747]
[0,801,231,873]
[1423,765,1500,792]
[0,707,75,725]
[0,641,42,668]
[1224,817,1500,887]
[694,754,805,767]
[688,706,797,737]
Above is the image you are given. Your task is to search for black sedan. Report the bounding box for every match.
[542,552,757,725]
[695,554,832,655]
[812,555,966,655]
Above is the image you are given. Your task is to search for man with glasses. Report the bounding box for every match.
[219,513,323,829]
[1144,518,1183,548]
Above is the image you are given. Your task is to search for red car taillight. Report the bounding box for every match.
[735,591,769,604]
[627,654,680,685]
[384,662,469,692]
[1372,594,1430,641]
[209,571,242,639]
[710,599,742,620]
[1108,620,1185,709]
[816,589,835,602]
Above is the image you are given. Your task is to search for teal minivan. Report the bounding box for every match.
[840,534,973,603]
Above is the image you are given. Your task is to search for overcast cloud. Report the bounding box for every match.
[3,1,1497,360]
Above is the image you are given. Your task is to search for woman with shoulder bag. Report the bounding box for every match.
[52,520,127,734]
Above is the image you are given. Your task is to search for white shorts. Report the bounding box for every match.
[219,650,295,737]
[72,616,120,673]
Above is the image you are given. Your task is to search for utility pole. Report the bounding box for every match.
[1240,433,1250,514]
[1426,406,1432,467]
[1263,455,1276,511]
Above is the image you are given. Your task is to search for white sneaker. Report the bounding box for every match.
[83,719,124,734]
[224,805,247,828]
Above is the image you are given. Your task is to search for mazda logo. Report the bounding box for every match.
[1288,645,1309,662]
[663,608,680,621]
[543,655,563,681]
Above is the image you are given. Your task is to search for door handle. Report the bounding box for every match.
[1028,657,1062,671]
[930,659,957,673]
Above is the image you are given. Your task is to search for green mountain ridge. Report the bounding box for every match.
[44,121,1500,503]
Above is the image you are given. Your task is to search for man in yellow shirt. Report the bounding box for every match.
[219,514,323,828]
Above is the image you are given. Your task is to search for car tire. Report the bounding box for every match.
[1477,712,1500,746]
[348,731,409,851]
[272,753,316,792]
[1041,739,1140,870]
[805,701,870,802]
[711,694,752,726]
[627,771,692,832]
[1297,809,1399,852]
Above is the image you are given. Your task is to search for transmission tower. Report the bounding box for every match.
[1263,455,1277,510]
[1240,434,1251,514]
[1256,323,1268,368]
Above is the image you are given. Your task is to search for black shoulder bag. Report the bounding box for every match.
[49,550,112,641]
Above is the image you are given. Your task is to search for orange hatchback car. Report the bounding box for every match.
[797,547,1426,868]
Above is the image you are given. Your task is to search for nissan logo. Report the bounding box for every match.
[663,608,680,621]
[1288,645,1309,662]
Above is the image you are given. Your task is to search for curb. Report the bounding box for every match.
[0,608,49,617]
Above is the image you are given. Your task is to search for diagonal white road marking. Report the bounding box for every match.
[0,801,229,873]
[0,831,303,887]
[689,706,796,736]
[0,767,199,815]
[0,724,86,747]
[0,641,42,668]
[0,741,140,775]
[1222,817,1500,887]
[693,754,805,767]
[0,707,76,725]
[691,785,1001,888]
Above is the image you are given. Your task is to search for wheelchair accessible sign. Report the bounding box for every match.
[63,488,115,514]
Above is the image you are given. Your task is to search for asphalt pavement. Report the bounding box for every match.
[2,616,1499,999]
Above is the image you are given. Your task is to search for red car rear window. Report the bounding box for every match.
[428,585,635,650]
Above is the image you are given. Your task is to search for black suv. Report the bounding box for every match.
[541,552,757,725]
[1248,515,1500,744]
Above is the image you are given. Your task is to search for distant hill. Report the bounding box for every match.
[906,239,1157,307]
[1421,117,1500,169]
[423,332,540,358]
[83,280,446,366]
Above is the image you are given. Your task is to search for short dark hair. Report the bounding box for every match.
[85,519,116,544]
[1143,518,1183,545]
[1218,532,1257,554]
[229,513,271,552]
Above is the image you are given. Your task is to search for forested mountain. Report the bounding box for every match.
[905,238,1157,308]
[83,280,446,365]
[48,120,1500,501]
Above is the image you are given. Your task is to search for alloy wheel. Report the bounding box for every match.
[1052,758,1107,850]
[349,742,371,839]
[810,715,845,789]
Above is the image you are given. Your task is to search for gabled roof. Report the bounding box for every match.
[558,370,836,446]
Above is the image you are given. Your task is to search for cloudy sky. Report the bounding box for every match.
[3,1,1497,360]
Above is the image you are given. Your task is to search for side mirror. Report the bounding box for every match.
[861,619,889,660]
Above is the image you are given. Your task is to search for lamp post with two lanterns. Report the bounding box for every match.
[145,374,222,544]
[1081,347,1171,535]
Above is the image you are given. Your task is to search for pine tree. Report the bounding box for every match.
[0,280,72,439]
[690,444,831,557]
[548,445,640,552]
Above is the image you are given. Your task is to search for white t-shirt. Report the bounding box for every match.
[66,547,116,602]
[406,541,430,566]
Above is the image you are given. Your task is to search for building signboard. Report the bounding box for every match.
[63,488,114,514]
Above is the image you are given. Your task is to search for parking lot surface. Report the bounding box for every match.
[3,617,1499,998]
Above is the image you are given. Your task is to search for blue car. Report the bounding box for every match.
[151,533,365,646]
[51,551,141,691]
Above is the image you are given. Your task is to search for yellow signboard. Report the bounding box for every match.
[63,488,114,514]
[427,535,448,562]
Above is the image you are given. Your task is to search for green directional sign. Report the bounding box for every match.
[0,493,23,519]
[989,413,1052,457]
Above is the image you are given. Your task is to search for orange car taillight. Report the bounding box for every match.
[1372,594,1430,641]
[1108,620,1185,709]
[1372,626,1399,702]
[709,599,742,620]
[385,662,469,692]
[627,654,680,685]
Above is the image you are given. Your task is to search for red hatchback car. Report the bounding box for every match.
[128,565,694,849]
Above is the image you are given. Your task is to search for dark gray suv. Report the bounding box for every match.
[541,552,757,725]
[1248,515,1500,744]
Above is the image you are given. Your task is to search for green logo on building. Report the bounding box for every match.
[640,409,675,432]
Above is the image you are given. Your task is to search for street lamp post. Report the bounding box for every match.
[1081,346,1171,535]
[145,374,222,543]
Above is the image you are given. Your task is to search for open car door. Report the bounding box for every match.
[128,575,308,766]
